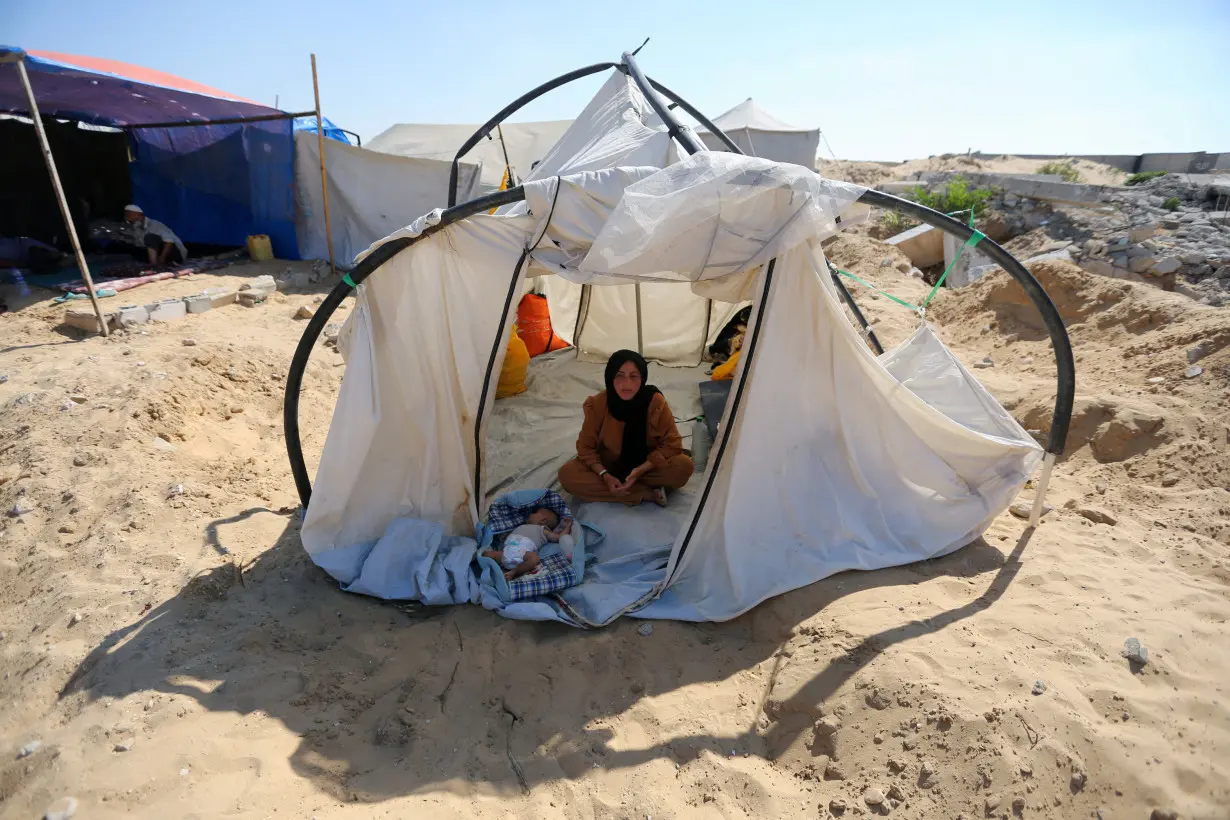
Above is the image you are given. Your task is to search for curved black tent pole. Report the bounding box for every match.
[284,185,526,507]
[622,59,887,355]
[644,78,742,155]
[445,59,743,204]
[860,188,1076,461]
[288,58,1075,525]
[284,183,1074,510]
[448,62,619,206]
[827,259,885,355]
[621,52,706,155]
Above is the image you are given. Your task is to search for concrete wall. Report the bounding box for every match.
[970,150,1228,175]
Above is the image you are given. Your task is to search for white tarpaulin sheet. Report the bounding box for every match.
[302,150,1042,624]
[697,98,820,170]
[294,130,481,264]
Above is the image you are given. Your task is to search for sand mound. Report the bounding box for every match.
[0,257,1227,819]
[819,155,1128,187]
[930,259,1230,538]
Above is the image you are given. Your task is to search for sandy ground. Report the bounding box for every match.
[818,155,1128,187]
[1,244,1228,819]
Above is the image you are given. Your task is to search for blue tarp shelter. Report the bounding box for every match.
[294,116,353,146]
[0,46,311,258]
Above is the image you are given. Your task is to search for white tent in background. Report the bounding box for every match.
[297,67,1045,626]
[697,98,820,169]
[367,120,573,194]
[294,131,481,263]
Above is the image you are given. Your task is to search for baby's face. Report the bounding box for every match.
[527,508,559,529]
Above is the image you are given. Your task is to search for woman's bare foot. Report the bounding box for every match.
[650,487,668,507]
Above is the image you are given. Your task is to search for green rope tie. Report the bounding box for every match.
[342,273,358,289]
[921,229,986,309]
[835,228,987,316]
[835,269,921,312]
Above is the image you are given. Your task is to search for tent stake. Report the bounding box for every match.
[311,54,336,277]
[1028,452,1056,528]
[15,58,108,336]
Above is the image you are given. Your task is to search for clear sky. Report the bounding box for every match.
[8,0,1228,160]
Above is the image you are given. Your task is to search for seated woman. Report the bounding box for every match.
[558,350,694,506]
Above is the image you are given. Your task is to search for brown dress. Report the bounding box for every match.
[557,390,695,505]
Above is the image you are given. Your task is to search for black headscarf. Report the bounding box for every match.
[604,350,661,480]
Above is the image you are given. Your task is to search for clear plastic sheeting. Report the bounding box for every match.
[580,152,868,284]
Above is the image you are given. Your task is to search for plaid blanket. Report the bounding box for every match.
[485,489,572,536]
[507,552,576,600]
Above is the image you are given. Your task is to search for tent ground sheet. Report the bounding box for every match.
[321,350,720,626]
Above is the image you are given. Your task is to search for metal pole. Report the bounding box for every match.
[16,59,109,336]
[859,188,1075,457]
[621,52,706,156]
[1028,453,1056,528]
[311,54,336,276]
[634,283,644,355]
[496,124,516,186]
[448,62,620,206]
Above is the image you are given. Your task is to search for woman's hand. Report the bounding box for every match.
[603,472,627,496]
[616,462,653,493]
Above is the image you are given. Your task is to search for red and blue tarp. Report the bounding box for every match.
[0,46,299,257]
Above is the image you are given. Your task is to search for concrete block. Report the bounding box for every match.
[237,291,268,308]
[1025,248,1074,266]
[64,308,118,332]
[1080,259,1115,278]
[1128,255,1157,273]
[119,305,150,326]
[203,287,237,309]
[944,231,996,288]
[1152,257,1182,275]
[241,274,277,294]
[1128,222,1157,242]
[145,299,187,322]
[885,223,945,268]
[183,294,212,315]
[279,271,314,289]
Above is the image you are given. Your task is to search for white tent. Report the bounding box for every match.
[296,68,1045,626]
[294,131,482,264]
[367,119,573,194]
[697,98,820,169]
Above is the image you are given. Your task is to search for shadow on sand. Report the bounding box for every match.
[60,513,1031,803]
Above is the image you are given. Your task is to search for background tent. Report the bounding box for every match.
[368,120,573,194]
[294,130,481,264]
[696,98,820,169]
[0,46,301,257]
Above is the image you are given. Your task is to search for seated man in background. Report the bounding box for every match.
[123,205,187,266]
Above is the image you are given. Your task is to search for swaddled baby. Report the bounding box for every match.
[482,507,575,581]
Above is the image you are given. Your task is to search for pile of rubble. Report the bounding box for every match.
[1059,176,1228,306]
[906,172,1230,306]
